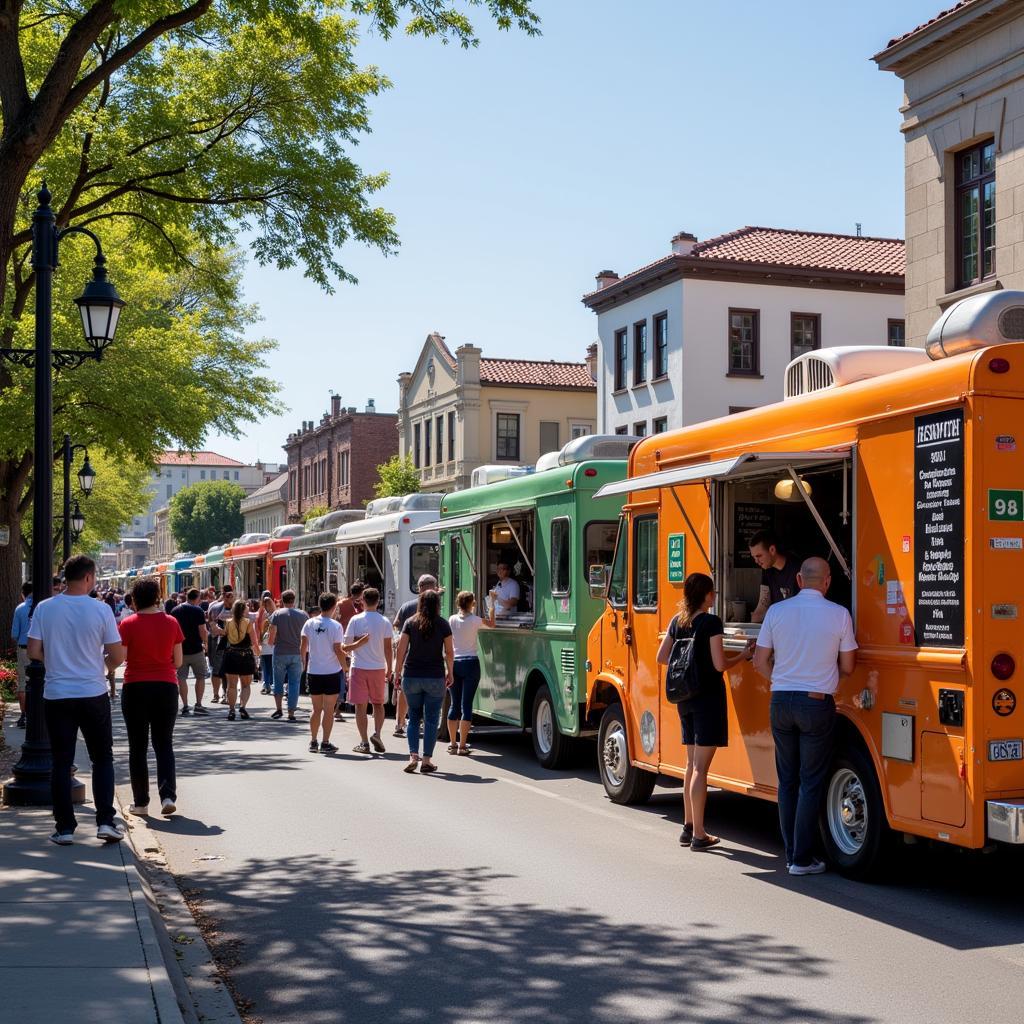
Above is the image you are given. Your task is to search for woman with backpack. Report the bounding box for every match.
[657,572,753,851]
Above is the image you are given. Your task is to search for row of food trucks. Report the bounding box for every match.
[415,290,1024,877]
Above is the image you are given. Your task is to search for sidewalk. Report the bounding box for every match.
[0,718,183,1024]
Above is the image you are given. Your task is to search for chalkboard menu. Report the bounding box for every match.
[914,408,964,647]
[733,503,776,568]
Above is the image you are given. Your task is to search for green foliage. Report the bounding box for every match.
[372,453,420,499]
[302,504,330,523]
[67,449,152,556]
[168,480,245,554]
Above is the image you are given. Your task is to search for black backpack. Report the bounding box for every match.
[665,615,703,704]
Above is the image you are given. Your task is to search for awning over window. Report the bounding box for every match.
[410,505,533,537]
[593,451,848,499]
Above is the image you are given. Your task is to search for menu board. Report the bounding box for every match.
[914,408,964,647]
[733,503,776,568]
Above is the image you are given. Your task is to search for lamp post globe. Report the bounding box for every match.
[74,252,124,353]
[77,452,96,496]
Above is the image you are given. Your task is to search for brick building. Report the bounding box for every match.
[283,396,398,520]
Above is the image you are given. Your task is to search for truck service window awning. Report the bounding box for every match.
[593,451,847,500]
[410,505,532,537]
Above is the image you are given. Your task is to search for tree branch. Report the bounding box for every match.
[0,0,31,128]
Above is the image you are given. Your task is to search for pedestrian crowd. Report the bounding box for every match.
[13,558,496,845]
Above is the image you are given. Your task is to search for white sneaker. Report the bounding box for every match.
[128,803,150,816]
[49,831,74,846]
[788,858,827,876]
[161,798,176,816]
[96,824,125,843]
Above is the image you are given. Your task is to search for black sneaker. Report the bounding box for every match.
[308,740,319,752]
[180,706,191,716]
[239,707,250,720]
[16,714,26,728]
[260,686,271,695]
[320,742,338,754]
[227,708,236,721]
[271,709,283,720]
[193,704,209,716]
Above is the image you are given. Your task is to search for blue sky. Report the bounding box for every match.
[208,0,944,466]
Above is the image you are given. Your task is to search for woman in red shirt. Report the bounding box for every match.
[119,577,184,816]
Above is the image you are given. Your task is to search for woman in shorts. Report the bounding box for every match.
[656,572,753,851]
[222,600,260,721]
[299,592,366,754]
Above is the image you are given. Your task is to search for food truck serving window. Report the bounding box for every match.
[409,543,439,592]
[551,518,571,596]
[485,512,535,621]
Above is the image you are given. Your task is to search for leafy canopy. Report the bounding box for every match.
[372,453,420,499]
[168,479,246,554]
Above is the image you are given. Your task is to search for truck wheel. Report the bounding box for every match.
[531,684,571,769]
[819,743,892,880]
[598,703,656,804]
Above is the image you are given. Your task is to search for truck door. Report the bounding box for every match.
[627,512,662,769]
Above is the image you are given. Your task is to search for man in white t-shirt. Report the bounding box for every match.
[754,556,858,877]
[489,562,520,618]
[343,587,394,755]
[27,554,125,846]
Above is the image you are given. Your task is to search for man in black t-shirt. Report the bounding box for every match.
[172,589,209,715]
[749,530,800,623]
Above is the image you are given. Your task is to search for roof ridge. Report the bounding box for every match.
[481,355,587,367]
[738,225,906,244]
[690,225,756,252]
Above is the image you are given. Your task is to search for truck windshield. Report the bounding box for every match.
[608,518,627,607]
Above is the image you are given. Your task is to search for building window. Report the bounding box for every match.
[633,421,647,437]
[234,471,239,480]
[614,328,627,391]
[447,411,456,461]
[570,423,589,440]
[436,415,444,465]
[550,517,571,596]
[200,470,206,480]
[729,406,754,415]
[614,426,628,435]
[181,470,185,478]
[790,313,820,360]
[166,484,172,498]
[339,450,350,487]
[496,412,521,461]
[540,421,560,455]
[413,423,421,469]
[888,319,906,347]
[424,419,432,467]
[633,320,648,385]
[223,470,230,480]
[955,139,996,289]
[728,308,760,375]
[652,416,668,434]
[653,312,668,378]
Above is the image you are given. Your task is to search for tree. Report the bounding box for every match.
[302,504,330,523]
[373,454,420,499]
[168,480,245,555]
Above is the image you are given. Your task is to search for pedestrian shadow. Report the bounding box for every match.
[178,856,875,1024]
[141,815,225,838]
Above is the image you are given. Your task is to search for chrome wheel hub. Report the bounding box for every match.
[827,767,867,856]
[602,724,628,788]
[536,698,554,755]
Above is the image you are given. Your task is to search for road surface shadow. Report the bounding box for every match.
[180,856,875,1024]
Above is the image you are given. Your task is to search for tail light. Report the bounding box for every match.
[991,652,1016,680]
[989,357,1011,374]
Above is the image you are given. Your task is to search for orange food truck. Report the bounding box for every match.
[585,291,1024,877]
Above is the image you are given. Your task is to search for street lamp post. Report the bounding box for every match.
[63,436,94,564]
[1,183,124,806]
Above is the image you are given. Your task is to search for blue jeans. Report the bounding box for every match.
[403,676,445,757]
[273,654,302,712]
[260,654,274,688]
[448,657,481,721]
[770,691,836,868]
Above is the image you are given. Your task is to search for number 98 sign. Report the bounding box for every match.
[989,489,1024,521]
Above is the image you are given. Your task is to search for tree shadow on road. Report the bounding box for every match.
[179,856,876,1024]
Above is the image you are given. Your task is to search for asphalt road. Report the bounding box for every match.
[114,693,1024,1024]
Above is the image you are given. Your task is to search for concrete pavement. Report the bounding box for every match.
[137,692,1024,1024]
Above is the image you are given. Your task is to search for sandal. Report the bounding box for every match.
[352,742,371,754]
[679,824,694,847]
[457,745,471,756]
[446,743,458,754]
[271,710,283,720]
[239,708,250,720]
[403,757,419,774]
[393,727,406,738]
[419,762,438,775]
[690,835,721,852]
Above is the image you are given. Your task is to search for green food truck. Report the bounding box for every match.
[412,435,637,768]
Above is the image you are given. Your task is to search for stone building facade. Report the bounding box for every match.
[875,0,1024,346]
[283,396,398,520]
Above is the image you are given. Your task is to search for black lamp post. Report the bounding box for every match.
[1,183,124,806]
[63,436,94,564]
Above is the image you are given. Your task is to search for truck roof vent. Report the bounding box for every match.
[470,465,534,488]
[927,289,1024,358]
[783,346,930,400]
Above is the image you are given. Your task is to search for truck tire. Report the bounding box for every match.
[531,684,572,769]
[598,703,656,804]
[819,742,892,880]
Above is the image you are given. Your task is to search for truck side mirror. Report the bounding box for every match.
[588,564,609,599]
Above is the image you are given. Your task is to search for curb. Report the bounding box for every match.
[118,790,244,1024]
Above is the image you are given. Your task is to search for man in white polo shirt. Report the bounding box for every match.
[753,556,857,876]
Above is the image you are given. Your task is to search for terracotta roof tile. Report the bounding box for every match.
[159,451,248,468]
[884,1,975,48]
[480,358,595,390]
[690,226,905,276]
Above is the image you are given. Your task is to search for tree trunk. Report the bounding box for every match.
[0,489,25,652]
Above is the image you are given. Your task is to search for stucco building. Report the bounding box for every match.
[583,227,906,435]
[875,0,1024,346]
[283,396,398,519]
[241,472,289,535]
[397,334,597,492]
